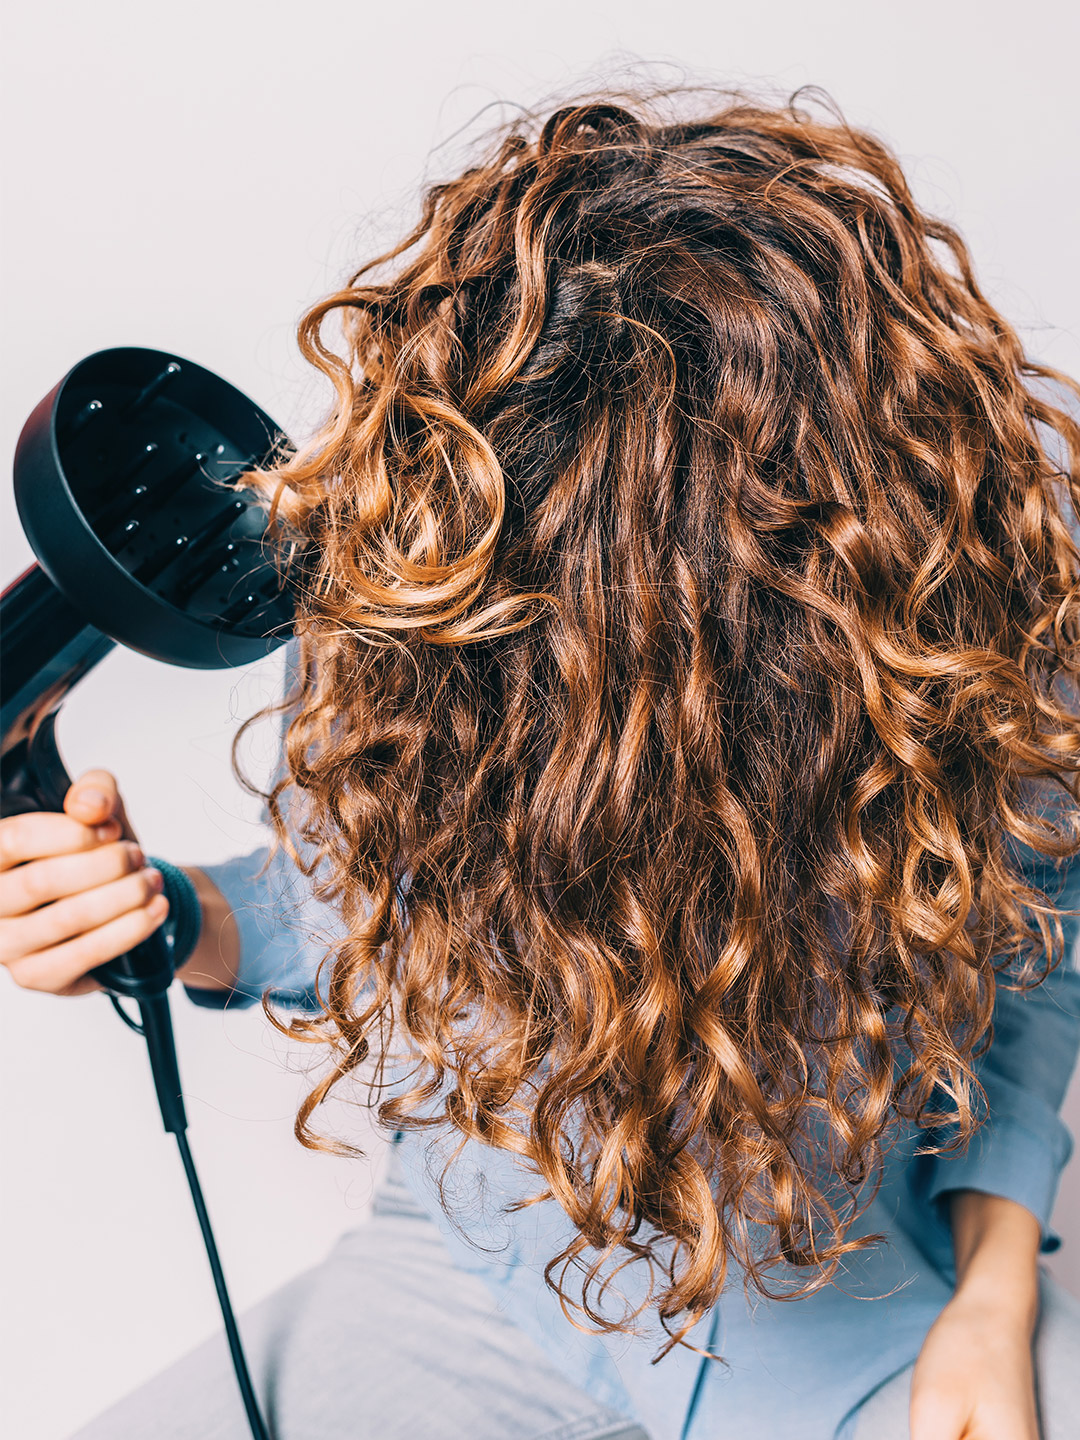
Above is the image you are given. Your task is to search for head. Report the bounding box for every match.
[246,86,1080,1347]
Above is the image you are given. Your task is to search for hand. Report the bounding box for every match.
[910,1288,1039,1439]
[0,769,169,996]
[911,1191,1041,1439]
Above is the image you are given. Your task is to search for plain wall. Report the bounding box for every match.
[2,3,1079,1436]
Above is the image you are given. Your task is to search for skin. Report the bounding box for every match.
[0,769,239,994]
[0,771,1045,1438]
[911,1191,1042,1440]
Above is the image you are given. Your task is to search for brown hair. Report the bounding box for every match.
[243,86,1080,1351]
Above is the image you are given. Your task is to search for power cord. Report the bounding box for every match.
[174,1129,270,1440]
[95,861,273,1440]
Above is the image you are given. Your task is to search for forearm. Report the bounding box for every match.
[172,866,240,992]
[949,1189,1041,1335]
[909,1191,1042,1438]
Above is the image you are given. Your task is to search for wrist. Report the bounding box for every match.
[949,1190,1040,1334]
[171,866,240,992]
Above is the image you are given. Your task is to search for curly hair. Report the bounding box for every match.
[241,86,1080,1351]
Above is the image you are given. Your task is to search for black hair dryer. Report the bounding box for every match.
[1,347,292,1440]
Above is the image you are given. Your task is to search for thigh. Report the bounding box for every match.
[1033,1272,1080,1440]
[70,1194,648,1440]
[848,1271,1080,1440]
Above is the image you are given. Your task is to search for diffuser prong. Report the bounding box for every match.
[121,361,182,418]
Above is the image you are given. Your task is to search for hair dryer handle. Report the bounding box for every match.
[2,707,177,1000]
[1,708,75,816]
[92,931,175,999]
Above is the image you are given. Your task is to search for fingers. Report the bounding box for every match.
[0,840,146,917]
[0,811,121,872]
[64,769,133,837]
[3,892,170,993]
[0,773,152,998]
[0,865,166,965]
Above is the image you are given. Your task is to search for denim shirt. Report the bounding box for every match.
[192,807,1080,1440]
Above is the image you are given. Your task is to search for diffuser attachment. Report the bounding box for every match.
[13,346,293,669]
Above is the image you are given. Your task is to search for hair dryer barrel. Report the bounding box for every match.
[1,563,114,746]
[0,566,114,811]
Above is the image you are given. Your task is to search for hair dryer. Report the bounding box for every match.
[2,347,294,1440]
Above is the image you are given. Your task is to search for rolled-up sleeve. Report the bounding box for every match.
[924,841,1080,1249]
[184,842,343,1011]
[181,641,346,1013]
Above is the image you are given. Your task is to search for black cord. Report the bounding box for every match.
[100,959,269,1438]
[107,992,145,1035]
[174,1130,271,1440]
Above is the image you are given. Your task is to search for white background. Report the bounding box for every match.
[3,2,1079,1436]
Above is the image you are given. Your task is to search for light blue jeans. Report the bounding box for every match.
[71,1149,1080,1440]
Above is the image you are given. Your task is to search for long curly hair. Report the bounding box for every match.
[242,86,1080,1350]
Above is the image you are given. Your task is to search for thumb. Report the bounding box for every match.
[64,769,131,835]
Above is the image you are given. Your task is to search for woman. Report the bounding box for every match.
[3,89,1080,1440]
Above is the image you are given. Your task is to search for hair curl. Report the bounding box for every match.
[241,86,1080,1351]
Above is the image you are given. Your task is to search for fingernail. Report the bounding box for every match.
[144,867,164,893]
[95,821,120,841]
[150,894,170,919]
[79,789,109,811]
[128,844,146,868]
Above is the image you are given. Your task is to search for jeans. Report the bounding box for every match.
[70,1148,648,1440]
[71,1146,1080,1440]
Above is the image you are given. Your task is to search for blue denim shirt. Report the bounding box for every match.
[192,808,1080,1440]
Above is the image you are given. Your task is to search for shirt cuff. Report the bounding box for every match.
[923,1077,1074,1252]
[182,845,334,1012]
